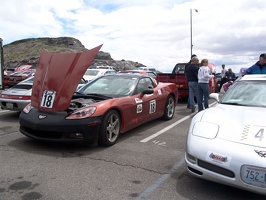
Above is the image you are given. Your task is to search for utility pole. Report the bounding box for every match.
[190,9,198,58]
[0,38,4,90]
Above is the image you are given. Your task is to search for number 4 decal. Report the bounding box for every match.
[255,128,264,141]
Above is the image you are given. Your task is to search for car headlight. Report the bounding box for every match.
[23,103,33,113]
[66,106,96,119]
[192,122,219,139]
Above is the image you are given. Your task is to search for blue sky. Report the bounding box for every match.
[1,0,266,73]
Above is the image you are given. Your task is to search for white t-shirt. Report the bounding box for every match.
[221,68,226,78]
[198,66,214,83]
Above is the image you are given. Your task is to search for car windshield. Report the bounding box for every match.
[11,84,32,90]
[79,76,137,97]
[85,70,100,76]
[22,76,34,83]
[220,80,266,107]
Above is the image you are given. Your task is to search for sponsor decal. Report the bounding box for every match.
[254,150,266,158]
[135,98,143,104]
[209,153,228,162]
[158,89,162,95]
[206,151,232,167]
[137,104,142,113]
[38,115,47,119]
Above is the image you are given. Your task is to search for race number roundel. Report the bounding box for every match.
[41,90,56,108]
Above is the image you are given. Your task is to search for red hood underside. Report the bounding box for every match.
[31,44,102,112]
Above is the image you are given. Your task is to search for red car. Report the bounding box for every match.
[19,45,178,146]
[3,70,14,87]
[8,69,36,87]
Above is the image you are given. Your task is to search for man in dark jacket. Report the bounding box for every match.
[185,56,199,112]
[184,54,197,108]
[246,53,266,74]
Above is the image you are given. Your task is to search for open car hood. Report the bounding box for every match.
[31,45,102,112]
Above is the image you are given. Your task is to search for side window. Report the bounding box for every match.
[147,72,156,79]
[134,78,154,94]
[105,71,116,74]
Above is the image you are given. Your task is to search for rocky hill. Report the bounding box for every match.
[3,37,146,71]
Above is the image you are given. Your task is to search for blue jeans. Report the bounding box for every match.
[188,81,198,109]
[197,83,210,112]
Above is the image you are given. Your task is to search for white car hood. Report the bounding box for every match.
[200,104,266,148]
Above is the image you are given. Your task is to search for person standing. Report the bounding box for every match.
[245,53,266,74]
[219,64,227,92]
[185,54,197,109]
[197,59,214,112]
[225,68,236,81]
[185,56,199,112]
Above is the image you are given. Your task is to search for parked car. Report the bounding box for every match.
[19,47,177,146]
[0,76,34,111]
[157,63,218,99]
[0,76,87,111]
[185,74,266,195]
[19,74,177,146]
[8,69,36,87]
[118,70,157,79]
[83,68,116,81]
[3,70,14,87]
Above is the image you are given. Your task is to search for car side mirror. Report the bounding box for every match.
[140,89,154,98]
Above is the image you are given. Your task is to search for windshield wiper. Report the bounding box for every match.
[221,102,246,106]
[73,91,85,95]
[85,93,113,99]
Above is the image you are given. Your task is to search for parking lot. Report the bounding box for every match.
[0,101,265,200]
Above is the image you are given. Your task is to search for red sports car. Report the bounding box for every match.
[19,45,178,146]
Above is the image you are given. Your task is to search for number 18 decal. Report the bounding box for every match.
[41,90,56,108]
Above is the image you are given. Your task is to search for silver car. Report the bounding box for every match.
[0,76,34,111]
[185,74,266,195]
[0,76,87,111]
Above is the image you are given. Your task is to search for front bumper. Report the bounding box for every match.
[19,109,102,143]
[185,135,266,195]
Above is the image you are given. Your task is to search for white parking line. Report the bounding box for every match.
[140,102,217,143]
[133,157,185,200]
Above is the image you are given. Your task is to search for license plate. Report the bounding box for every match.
[6,103,14,109]
[241,165,266,188]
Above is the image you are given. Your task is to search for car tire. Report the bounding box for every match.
[98,110,121,146]
[162,95,175,120]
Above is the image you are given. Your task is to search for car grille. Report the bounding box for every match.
[198,159,235,178]
[21,126,62,139]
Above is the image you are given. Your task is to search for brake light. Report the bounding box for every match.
[0,94,31,100]
[23,104,33,113]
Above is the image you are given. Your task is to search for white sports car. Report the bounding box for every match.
[185,74,266,195]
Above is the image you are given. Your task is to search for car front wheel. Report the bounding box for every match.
[98,110,121,146]
[162,95,175,120]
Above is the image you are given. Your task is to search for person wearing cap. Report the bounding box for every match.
[184,54,197,109]
[245,53,266,74]
[185,56,199,112]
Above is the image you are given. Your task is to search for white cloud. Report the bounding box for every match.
[0,0,265,73]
